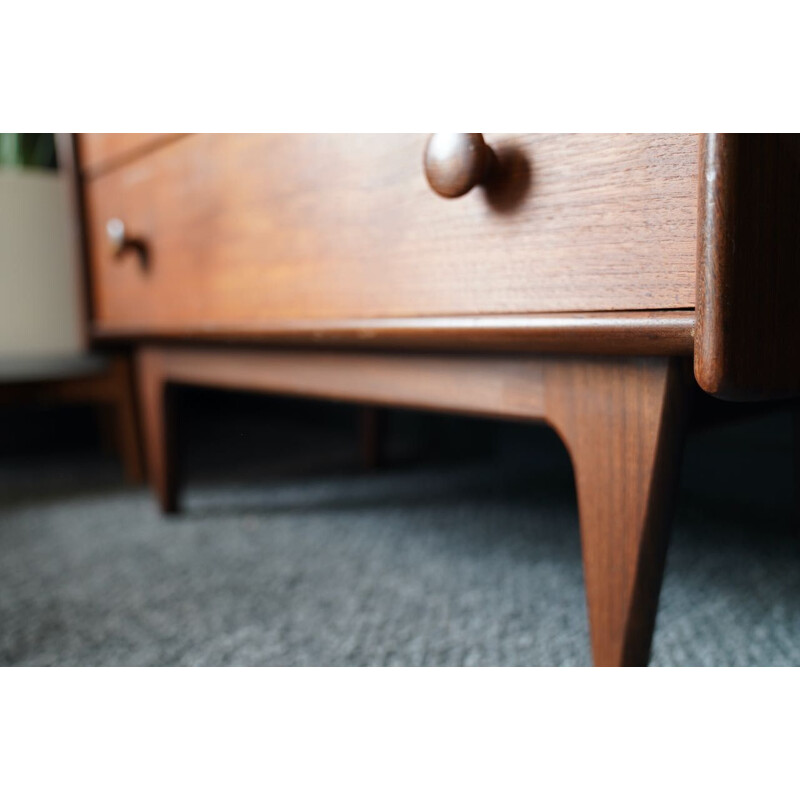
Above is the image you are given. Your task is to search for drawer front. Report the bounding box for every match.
[79,133,186,177]
[84,133,698,333]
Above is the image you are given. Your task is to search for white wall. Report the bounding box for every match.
[0,169,84,358]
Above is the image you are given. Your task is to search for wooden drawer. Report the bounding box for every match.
[83,133,699,335]
[79,134,187,177]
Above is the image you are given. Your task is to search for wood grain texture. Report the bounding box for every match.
[93,310,694,355]
[135,344,690,665]
[78,133,189,178]
[696,133,800,400]
[84,133,699,332]
[546,357,690,666]
[137,347,550,423]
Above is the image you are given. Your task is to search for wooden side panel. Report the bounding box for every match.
[696,133,800,400]
[84,133,699,330]
[141,347,549,422]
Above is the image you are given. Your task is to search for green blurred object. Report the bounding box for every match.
[0,133,57,169]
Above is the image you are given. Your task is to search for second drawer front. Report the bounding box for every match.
[84,133,699,333]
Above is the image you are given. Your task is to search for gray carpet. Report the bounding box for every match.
[1,410,798,666]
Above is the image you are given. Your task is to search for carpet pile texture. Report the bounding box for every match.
[1,411,798,666]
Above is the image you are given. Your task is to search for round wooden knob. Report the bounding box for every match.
[423,133,494,198]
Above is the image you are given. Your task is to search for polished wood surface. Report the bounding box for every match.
[423,133,494,198]
[78,133,188,178]
[138,347,551,422]
[84,133,699,333]
[546,357,689,666]
[137,350,178,512]
[696,133,800,400]
[93,310,695,354]
[136,345,691,665]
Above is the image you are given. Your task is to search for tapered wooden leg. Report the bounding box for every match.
[359,406,385,470]
[107,356,146,485]
[546,358,690,666]
[137,349,179,514]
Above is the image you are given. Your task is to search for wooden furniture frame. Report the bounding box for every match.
[137,347,689,666]
[66,133,800,666]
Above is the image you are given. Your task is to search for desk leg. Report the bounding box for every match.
[137,349,179,514]
[546,358,690,666]
[107,356,146,485]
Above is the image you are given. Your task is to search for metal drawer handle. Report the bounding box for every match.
[106,218,149,268]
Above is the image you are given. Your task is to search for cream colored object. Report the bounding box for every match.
[0,169,83,358]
